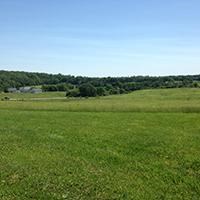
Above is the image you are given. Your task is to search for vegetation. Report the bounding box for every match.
[1,88,200,113]
[79,83,97,97]
[1,70,200,97]
[0,88,200,199]
[0,91,66,100]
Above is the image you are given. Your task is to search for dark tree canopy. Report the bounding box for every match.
[0,70,200,97]
[79,83,97,97]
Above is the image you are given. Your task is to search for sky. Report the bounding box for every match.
[0,0,200,77]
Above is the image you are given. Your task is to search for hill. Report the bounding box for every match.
[0,70,200,97]
[0,88,200,199]
[1,88,200,113]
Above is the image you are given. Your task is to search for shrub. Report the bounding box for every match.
[79,83,97,97]
[96,87,106,96]
[66,88,80,97]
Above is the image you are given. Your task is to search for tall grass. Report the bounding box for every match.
[1,88,200,113]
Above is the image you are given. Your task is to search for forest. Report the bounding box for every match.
[0,70,200,97]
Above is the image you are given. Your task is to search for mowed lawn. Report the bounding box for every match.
[0,89,200,199]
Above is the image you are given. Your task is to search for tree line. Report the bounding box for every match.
[0,70,200,97]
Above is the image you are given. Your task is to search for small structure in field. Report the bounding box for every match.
[7,88,18,93]
[19,87,32,93]
[7,86,42,94]
[31,88,42,94]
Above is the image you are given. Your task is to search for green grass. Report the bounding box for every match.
[0,88,200,199]
[0,91,66,100]
[1,88,200,112]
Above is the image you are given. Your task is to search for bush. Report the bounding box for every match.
[1,96,10,101]
[96,87,106,96]
[109,88,120,95]
[66,89,80,97]
[42,85,58,92]
[79,83,97,97]
[56,83,69,91]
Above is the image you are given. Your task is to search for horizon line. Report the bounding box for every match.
[1,69,200,78]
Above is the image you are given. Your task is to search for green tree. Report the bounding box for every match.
[56,83,68,91]
[66,88,80,97]
[96,87,106,96]
[79,83,97,97]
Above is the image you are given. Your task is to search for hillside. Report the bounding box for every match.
[0,71,200,96]
[1,88,200,113]
[0,88,200,199]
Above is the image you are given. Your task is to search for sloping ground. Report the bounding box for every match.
[0,92,66,99]
[0,88,200,112]
[0,88,200,199]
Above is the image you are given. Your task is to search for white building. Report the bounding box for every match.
[31,88,42,94]
[7,88,18,93]
[19,87,32,93]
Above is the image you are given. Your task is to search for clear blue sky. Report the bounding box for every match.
[0,0,200,77]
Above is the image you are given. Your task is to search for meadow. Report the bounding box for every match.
[0,88,200,199]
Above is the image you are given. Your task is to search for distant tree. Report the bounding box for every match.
[3,88,8,93]
[119,88,126,94]
[66,88,80,97]
[123,82,136,91]
[109,87,120,95]
[96,87,106,96]
[79,83,97,97]
[193,82,199,88]
[42,85,58,92]
[1,70,200,96]
[67,83,75,90]
[56,83,68,91]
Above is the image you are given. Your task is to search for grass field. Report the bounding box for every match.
[1,88,200,112]
[0,88,200,199]
[0,91,66,100]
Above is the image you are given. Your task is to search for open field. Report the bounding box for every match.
[1,88,200,112]
[0,92,66,100]
[0,88,200,199]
